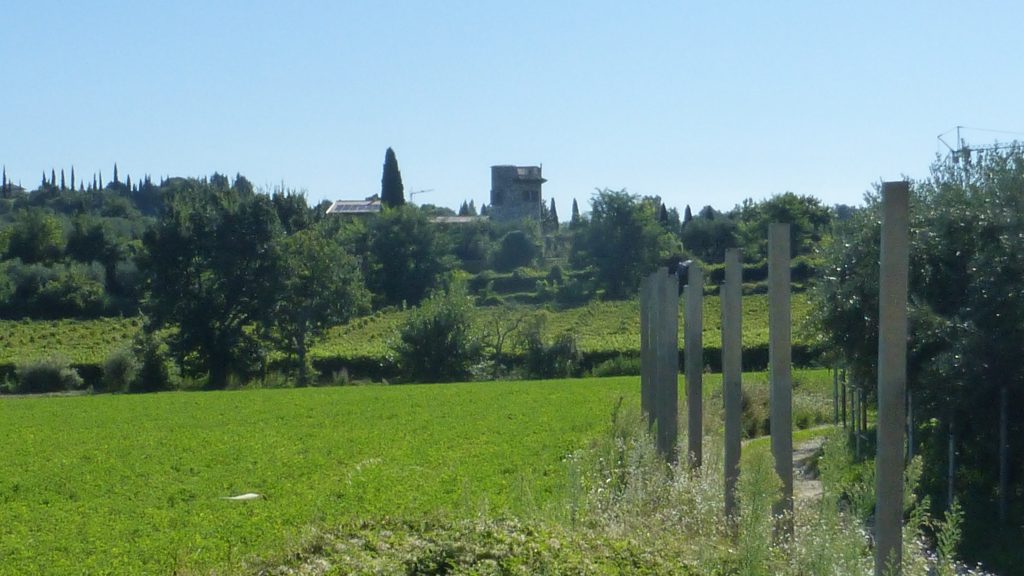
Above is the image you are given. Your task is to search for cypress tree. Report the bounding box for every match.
[459,201,470,216]
[70,166,75,191]
[113,163,119,185]
[571,198,581,227]
[2,166,6,192]
[42,172,48,188]
[126,174,132,191]
[60,169,66,190]
[99,171,103,189]
[659,202,669,224]
[549,198,559,223]
[380,147,405,208]
[683,204,693,225]
[468,199,477,216]
[51,169,56,187]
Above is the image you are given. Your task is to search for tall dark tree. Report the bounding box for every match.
[113,163,119,185]
[60,169,66,190]
[381,147,405,208]
[70,166,75,191]
[142,179,283,388]
[549,198,559,228]
[51,169,56,187]
[570,198,581,228]
[683,204,693,225]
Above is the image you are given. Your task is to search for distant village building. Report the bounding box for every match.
[488,165,545,223]
[324,195,381,215]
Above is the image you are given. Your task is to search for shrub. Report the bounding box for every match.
[492,230,539,272]
[129,331,176,392]
[395,284,481,383]
[589,355,641,377]
[15,357,83,393]
[102,348,138,392]
[521,317,582,379]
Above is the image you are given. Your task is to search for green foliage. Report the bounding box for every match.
[364,204,451,307]
[734,192,832,261]
[571,189,681,299]
[142,180,282,388]
[15,356,83,393]
[101,348,137,392]
[520,314,582,379]
[396,284,481,382]
[129,329,176,392]
[3,207,64,264]
[492,229,540,272]
[273,226,371,384]
[680,205,739,263]
[815,147,1024,561]
[380,146,405,208]
[0,377,638,574]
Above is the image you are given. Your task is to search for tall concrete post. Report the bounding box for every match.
[769,223,793,533]
[685,263,704,469]
[875,182,909,575]
[722,249,743,520]
[656,268,679,461]
[640,275,654,427]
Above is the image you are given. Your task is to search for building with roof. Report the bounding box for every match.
[488,165,545,223]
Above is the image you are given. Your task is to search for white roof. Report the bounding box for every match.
[325,199,382,215]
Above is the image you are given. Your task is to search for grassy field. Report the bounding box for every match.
[0,292,818,385]
[0,370,834,575]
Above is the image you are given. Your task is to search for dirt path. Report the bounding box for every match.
[792,435,825,503]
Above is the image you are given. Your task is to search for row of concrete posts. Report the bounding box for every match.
[638,182,910,575]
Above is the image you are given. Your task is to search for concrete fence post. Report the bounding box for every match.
[722,248,742,520]
[685,263,704,469]
[640,275,654,427]
[655,268,679,461]
[769,223,793,535]
[875,181,910,575]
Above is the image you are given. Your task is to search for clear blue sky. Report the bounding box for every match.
[4,1,1024,215]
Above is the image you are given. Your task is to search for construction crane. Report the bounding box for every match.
[409,188,434,202]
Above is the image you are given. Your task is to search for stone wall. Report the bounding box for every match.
[488,165,545,222]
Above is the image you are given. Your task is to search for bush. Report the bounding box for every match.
[521,317,582,379]
[492,230,540,272]
[395,285,481,383]
[130,331,176,392]
[15,357,83,393]
[589,355,641,377]
[102,348,138,392]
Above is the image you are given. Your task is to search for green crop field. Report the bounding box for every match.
[0,316,141,366]
[0,371,834,575]
[311,292,816,367]
[0,293,816,383]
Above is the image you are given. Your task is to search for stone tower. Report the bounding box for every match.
[488,165,545,222]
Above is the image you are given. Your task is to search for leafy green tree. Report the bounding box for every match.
[815,147,1024,551]
[365,205,450,307]
[273,227,371,384]
[5,208,64,264]
[680,206,739,263]
[142,179,282,388]
[734,192,831,260]
[271,189,314,235]
[381,147,405,208]
[570,189,679,299]
[493,229,540,272]
[395,284,480,382]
